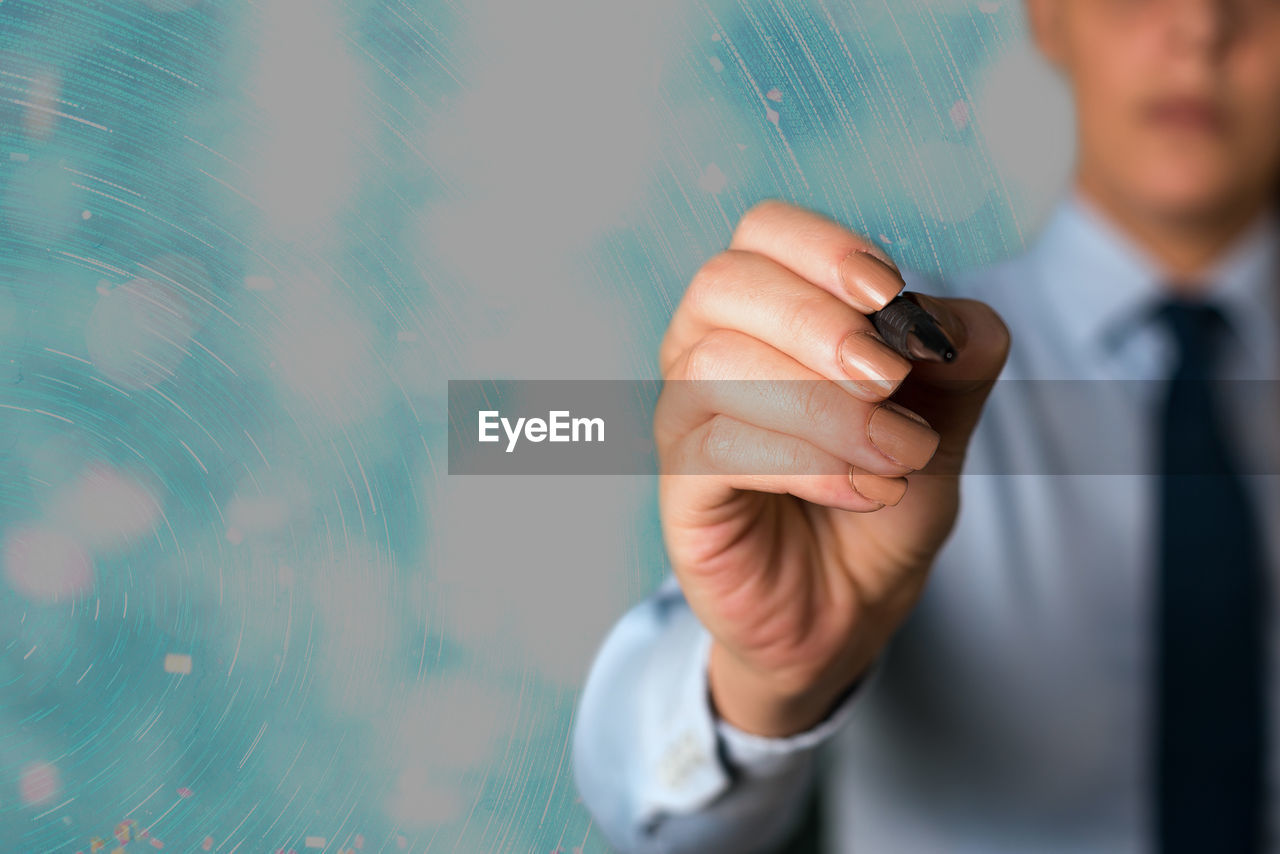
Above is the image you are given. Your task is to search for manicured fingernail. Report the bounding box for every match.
[839,250,903,313]
[839,331,911,399]
[867,401,939,469]
[849,471,909,506]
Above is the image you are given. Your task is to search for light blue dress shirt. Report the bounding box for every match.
[572,193,1280,853]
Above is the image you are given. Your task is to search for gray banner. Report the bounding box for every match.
[447,380,1280,476]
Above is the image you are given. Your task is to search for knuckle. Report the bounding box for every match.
[778,292,830,345]
[681,337,717,382]
[777,439,809,476]
[687,251,740,310]
[796,381,837,426]
[733,198,789,243]
[681,329,736,382]
[698,415,739,471]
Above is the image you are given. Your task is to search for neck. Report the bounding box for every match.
[1074,173,1269,294]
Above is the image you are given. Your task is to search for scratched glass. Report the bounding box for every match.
[0,1,1056,850]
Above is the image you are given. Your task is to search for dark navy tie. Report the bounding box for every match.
[1154,299,1268,852]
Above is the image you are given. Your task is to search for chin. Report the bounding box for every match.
[1125,162,1250,225]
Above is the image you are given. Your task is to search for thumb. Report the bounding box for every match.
[889,296,1010,476]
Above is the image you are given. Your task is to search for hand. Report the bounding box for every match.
[654,200,1010,737]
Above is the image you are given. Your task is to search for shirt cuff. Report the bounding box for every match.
[711,650,869,780]
[633,576,869,821]
[635,607,733,820]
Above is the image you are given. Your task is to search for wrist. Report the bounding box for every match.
[706,641,861,738]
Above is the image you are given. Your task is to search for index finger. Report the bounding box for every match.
[730,199,904,315]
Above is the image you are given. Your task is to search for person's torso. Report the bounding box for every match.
[823,226,1280,853]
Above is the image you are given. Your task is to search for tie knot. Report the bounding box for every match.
[1155,299,1228,379]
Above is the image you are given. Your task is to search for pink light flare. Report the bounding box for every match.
[3,525,93,602]
[19,762,60,806]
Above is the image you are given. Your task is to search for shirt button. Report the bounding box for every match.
[659,729,706,789]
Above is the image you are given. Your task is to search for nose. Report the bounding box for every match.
[1169,0,1239,56]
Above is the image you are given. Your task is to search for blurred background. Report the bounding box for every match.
[0,1,1070,850]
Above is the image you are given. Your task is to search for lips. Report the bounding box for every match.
[1143,96,1227,132]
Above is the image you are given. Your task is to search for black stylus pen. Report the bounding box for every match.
[870,293,958,363]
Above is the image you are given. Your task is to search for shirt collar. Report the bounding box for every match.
[1032,189,1280,373]
[1209,208,1280,375]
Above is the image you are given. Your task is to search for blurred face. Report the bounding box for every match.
[1029,0,1280,225]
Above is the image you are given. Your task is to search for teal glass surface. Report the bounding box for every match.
[0,1,1064,849]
